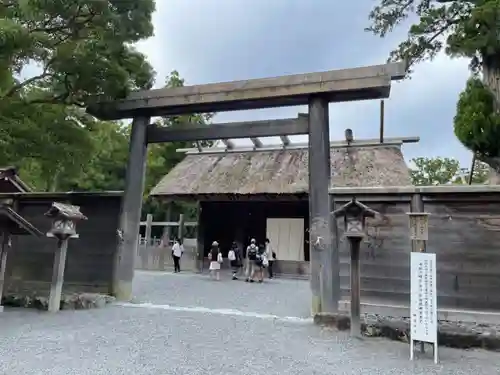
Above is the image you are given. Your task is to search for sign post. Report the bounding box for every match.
[407,211,438,364]
[410,252,438,363]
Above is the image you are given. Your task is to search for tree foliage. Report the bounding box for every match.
[366,0,500,72]
[0,0,157,191]
[0,0,155,106]
[410,156,461,185]
[453,158,490,184]
[410,156,488,185]
[0,2,209,221]
[367,0,500,173]
[454,77,500,159]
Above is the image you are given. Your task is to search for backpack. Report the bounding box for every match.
[247,245,258,260]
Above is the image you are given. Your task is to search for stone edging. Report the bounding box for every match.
[314,312,500,351]
[1,293,116,311]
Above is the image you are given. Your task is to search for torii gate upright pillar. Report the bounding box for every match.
[113,116,150,300]
[308,96,339,314]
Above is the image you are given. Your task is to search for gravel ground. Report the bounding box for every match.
[0,270,499,375]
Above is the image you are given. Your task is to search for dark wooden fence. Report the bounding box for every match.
[331,185,500,310]
[5,186,500,312]
[3,192,121,296]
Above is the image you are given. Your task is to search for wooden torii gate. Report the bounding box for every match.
[86,61,407,315]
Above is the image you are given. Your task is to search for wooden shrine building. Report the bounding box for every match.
[150,134,417,275]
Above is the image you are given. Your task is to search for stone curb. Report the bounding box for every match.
[314,313,500,351]
[1,293,116,311]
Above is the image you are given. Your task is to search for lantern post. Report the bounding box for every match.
[333,198,379,338]
[45,202,87,312]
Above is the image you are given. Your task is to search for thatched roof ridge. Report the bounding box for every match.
[150,146,412,197]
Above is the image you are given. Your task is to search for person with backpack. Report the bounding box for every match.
[228,241,242,280]
[245,238,259,283]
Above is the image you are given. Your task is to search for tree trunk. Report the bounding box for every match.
[481,52,500,184]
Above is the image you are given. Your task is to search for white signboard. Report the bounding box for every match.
[410,252,438,363]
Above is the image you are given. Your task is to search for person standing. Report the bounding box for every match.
[228,241,242,280]
[172,238,183,273]
[245,238,259,282]
[265,238,276,279]
[208,241,223,281]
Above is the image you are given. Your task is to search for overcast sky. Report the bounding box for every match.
[137,0,472,166]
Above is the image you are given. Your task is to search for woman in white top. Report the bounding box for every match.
[265,238,276,279]
[208,241,223,280]
[172,238,184,273]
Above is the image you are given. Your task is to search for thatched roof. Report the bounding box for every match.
[150,146,412,198]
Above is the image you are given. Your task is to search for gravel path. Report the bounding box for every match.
[0,271,499,375]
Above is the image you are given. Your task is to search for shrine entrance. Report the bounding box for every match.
[86,61,407,315]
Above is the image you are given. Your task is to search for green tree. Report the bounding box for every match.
[65,120,130,191]
[0,0,156,190]
[452,158,489,184]
[0,0,155,106]
[410,157,461,185]
[367,0,500,173]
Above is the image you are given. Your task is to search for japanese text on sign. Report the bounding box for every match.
[409,215,429,241]
[410,252,437,344]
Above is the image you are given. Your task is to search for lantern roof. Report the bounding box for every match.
[332,197,378,218]
[44,202,87,221]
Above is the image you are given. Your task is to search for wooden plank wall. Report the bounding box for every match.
[332,189,500,311]
[424,193,500,310]
[337,199,412,304]
[4,194,121,296]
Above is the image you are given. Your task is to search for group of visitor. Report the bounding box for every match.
[165,236,277,281]
[207,238,276,282]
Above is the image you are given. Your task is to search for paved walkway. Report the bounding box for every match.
[1,271,499,375]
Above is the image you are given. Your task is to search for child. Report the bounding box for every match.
[208,241,223,281]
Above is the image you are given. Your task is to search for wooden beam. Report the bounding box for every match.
[280,135,290,146]
[177,136,420,155]
[250,137,263,148]
[146,115,308,144]
[86,62,406,120]
[139,221,197,226]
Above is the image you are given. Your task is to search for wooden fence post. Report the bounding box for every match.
[196,203,204,273]
[143,214,153,269]
[178,214,185,242]
[159,205,172,271]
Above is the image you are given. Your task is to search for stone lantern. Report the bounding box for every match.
[45,202,87,240]
[333,197,379,338]
[44,202,87,312]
